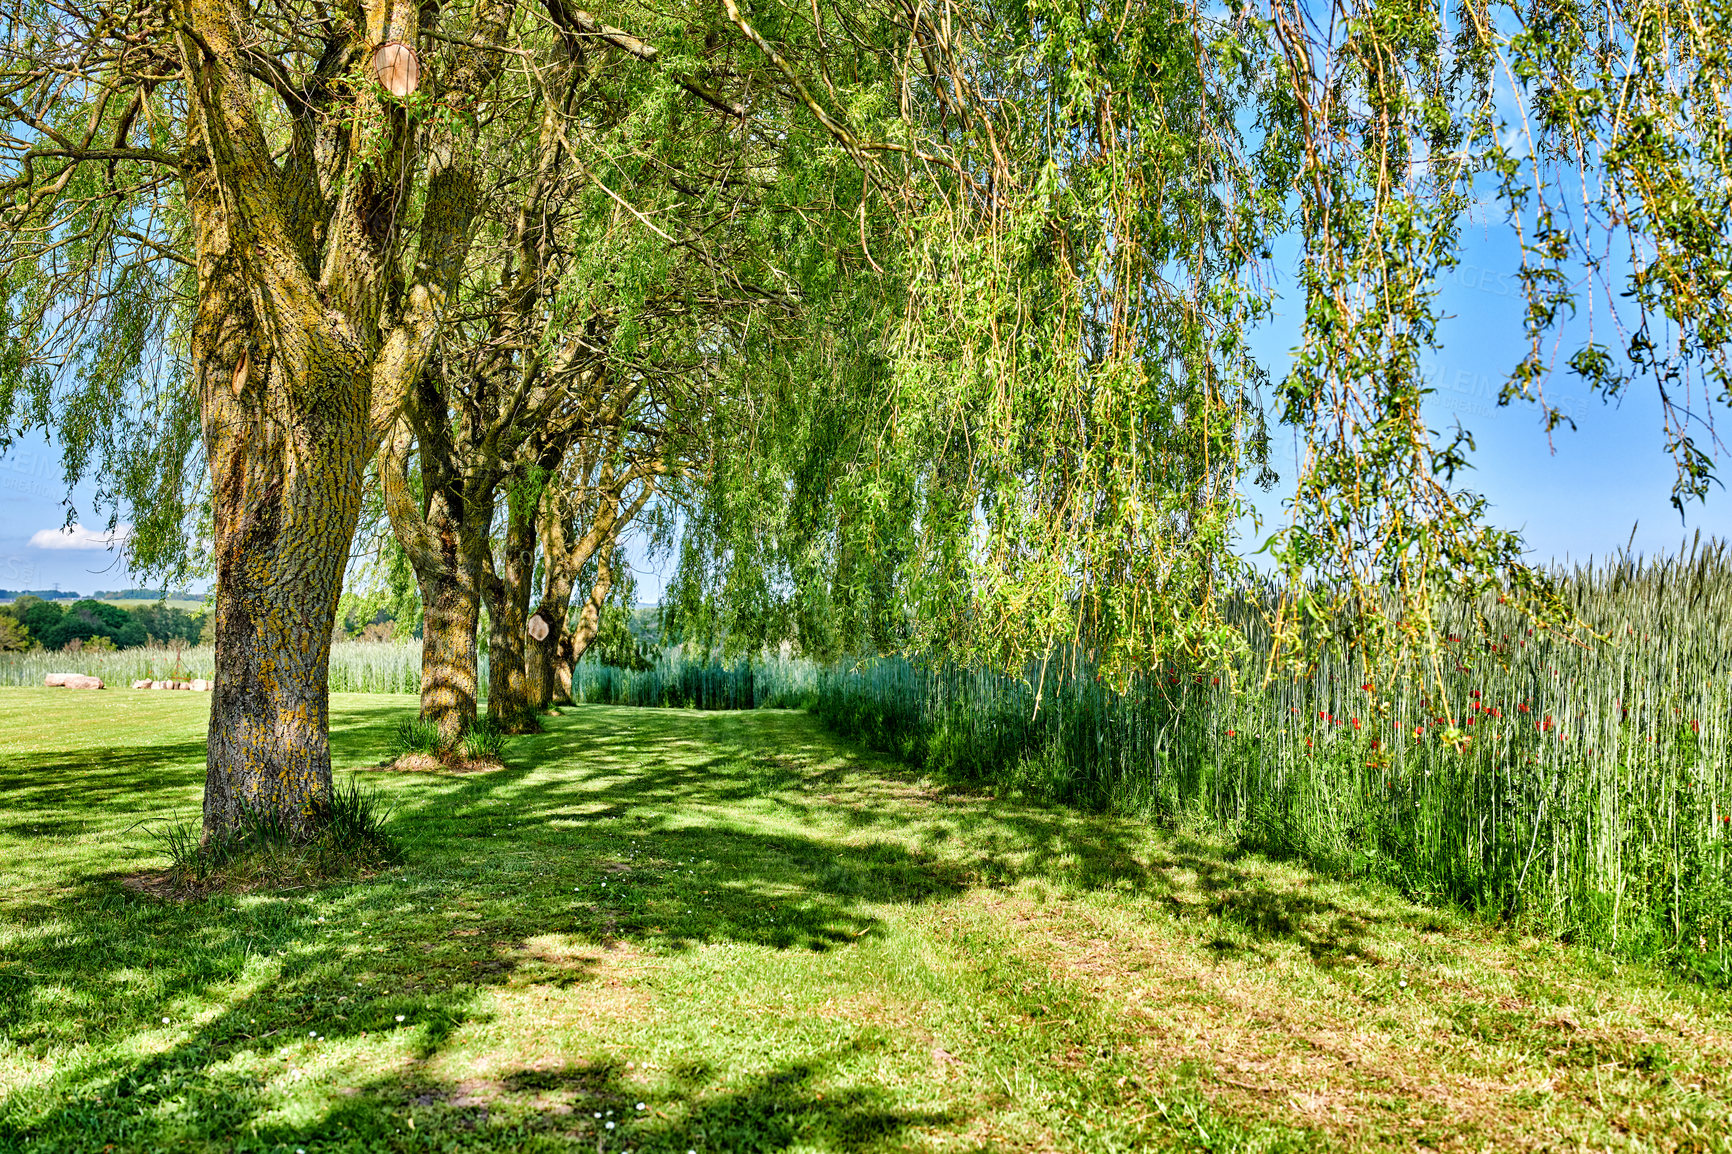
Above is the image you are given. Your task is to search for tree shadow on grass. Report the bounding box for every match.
[0,740,208,811]
[584,711,1419,968]
[398,706,1423,968]
[324,1047,971,1153]
[0,706,989,1148]
[1,898,970,1152]
[0,699,1429,1151]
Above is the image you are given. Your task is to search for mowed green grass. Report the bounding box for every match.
[1,690,1730,1153]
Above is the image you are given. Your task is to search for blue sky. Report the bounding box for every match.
[5,229,1729,600]
[1239,222,1732,572]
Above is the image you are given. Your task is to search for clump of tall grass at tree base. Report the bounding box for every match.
[460,714,507,760]
[154,777,401,894]
[392,716,441,755]
[393,714,509,763]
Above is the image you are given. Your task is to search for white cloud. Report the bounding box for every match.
[28,523,131,551]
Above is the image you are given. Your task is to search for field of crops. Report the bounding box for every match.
[0,640,425,695]
[813,542,1732,980]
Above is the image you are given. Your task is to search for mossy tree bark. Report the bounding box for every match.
[381,418,498,748]
[177,0,508,838]
[483,479,543,732]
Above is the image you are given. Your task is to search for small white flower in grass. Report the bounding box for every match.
[606,1121,615,1130]
[593,1112,602,1119]
[636,1102,645,1110]
[395,1015,405,1022]
[309,1031,316,1037]
[161,1017,169,1024]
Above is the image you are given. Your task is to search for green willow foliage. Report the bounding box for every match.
[4,0,1731,688]
[1263,0,1732,681]
[672,0,1280,678]
[673,0,1732,684]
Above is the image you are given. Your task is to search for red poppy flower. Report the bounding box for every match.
[1226,729,1236,737]
[1518,702,1530,714]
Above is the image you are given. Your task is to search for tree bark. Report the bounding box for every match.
[484,483,540,732]
[381,420,494,748]
[416,559,484,744]
[198,294,369,841]
[178,0,503,838]
[526,563,576,709]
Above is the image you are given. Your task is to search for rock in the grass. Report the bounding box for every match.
[152,680,173,690]
[44,673,104,690]
[132,679,151,690]
[191,679,211,691]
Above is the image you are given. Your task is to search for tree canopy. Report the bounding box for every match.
[2,0,1731,829]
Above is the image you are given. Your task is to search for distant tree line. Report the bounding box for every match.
[0,596,207,652]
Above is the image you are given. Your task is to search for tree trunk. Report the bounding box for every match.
[202,355,369,841]
[484,486,540,732]
[569,552,614,667]
[418,561,483,746]
[191,171,372,838]
[177,0,499,839]
[183,4,371,841]
[381,422,492,749]
[526,564,576,709]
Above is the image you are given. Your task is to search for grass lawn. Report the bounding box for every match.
[1,689,1729,1153]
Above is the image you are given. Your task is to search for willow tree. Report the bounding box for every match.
[0,0,887,827]
[1,0,522,837]
[667,0,1732,697]
[381,0,888,737]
